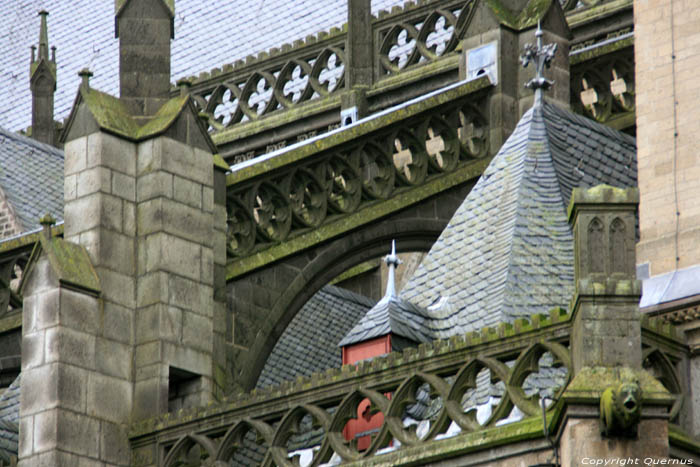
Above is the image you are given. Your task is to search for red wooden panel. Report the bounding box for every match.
[341,335,392,450]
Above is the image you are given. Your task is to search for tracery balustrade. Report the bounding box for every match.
[571,47,635,125]
[158,338,572,466]
[225,100,489,259]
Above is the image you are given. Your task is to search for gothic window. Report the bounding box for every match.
[588,217,604,273]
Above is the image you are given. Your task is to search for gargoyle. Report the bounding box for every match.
[600,381,642,437]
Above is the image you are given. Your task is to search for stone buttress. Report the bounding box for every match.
[17,0,226,465]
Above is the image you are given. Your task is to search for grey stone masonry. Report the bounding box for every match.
[568,185,641,373]
[460,0,570,151]
[57,130,136,467]
[133,135,217,419]
[117,0,174,116]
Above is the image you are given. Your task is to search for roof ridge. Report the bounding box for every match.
[322,284,377,309]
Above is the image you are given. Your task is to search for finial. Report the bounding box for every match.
[78,68,93,90]
[38,10,50,62]
[520,21,557,103]
[176,77,193,96]
[383,240,402,298]
[39,213,56,239]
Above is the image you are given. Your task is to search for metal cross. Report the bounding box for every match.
[520,21,558,93]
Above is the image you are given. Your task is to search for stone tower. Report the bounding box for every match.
[18,0,227,464]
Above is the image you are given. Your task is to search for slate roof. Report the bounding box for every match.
[0,0,409,132]
[0,126,64,231]
[0,375,20,463]
[256,285,376,389]
[399,100,637,337]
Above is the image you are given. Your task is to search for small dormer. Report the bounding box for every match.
[338,241,431,449]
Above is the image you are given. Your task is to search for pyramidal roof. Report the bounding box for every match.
[399,100,636,338]
[339,243,433,347]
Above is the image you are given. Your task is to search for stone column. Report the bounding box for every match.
[560,185,674,467]
[342,0,373,122]
[133,130,217,418]
[61,119,138,466]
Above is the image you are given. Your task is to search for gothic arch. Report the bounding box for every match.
[227,181,475,391]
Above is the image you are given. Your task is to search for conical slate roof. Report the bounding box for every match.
[399,100,636,337]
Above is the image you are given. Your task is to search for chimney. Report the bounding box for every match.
[29,10,57,146]
[115,0,174,116]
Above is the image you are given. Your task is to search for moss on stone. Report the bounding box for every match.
[226,75,491,186]
[484,0,553,31]
[563,366,675,408]
[566,0,632,29]
[227,158,491,280]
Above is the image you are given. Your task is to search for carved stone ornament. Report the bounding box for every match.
[600,380,642,437]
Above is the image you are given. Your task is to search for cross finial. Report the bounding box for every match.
[520,21,557,103]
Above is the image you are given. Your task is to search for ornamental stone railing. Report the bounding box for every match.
[224,76,492,279]
[130,308,573,466]
[128,309,686,466]
[176,0,632,162]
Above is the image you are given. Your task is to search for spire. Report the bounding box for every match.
[383,240,402,299]
[520,21,558,105]
[38,10,49,60]
[30,10,57,146]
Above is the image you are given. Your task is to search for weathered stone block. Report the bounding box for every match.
[95,229,135,275]
[182,311,213,352]
[87,373,132,423]
[100,420,130,466]
[21,331,44,370]
[145,232,201,281]
[64,193,123,237]
[98,269,135,309]
[64,174,78,201]
[160,138,213,186]
[54,409,100,458]
[21,365,59,416]
[137,198,213,247]
[44,327,96,370]
[136,304,182,344]
[173,175,201,209]
[136,171,172,201]
[32,409,58,453]
[64,137,88,176]
[21,257,59,300]
[136,271,169,308]
[77,167,111,198]
[103,302,133,345]
[132,377,167,420]
[96,339,132,380]
[18,415,33,457]
[123,201,136,236]
[55,364,88,413]
[112,171,136,202]
[202,186,214,213]
[24,288,60,334]
[200,246,214,284]
[168,275,204,311]
[58,289,99,335]
[134,341,163,368]
[163,343,212,377]
[87,131,136,176]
